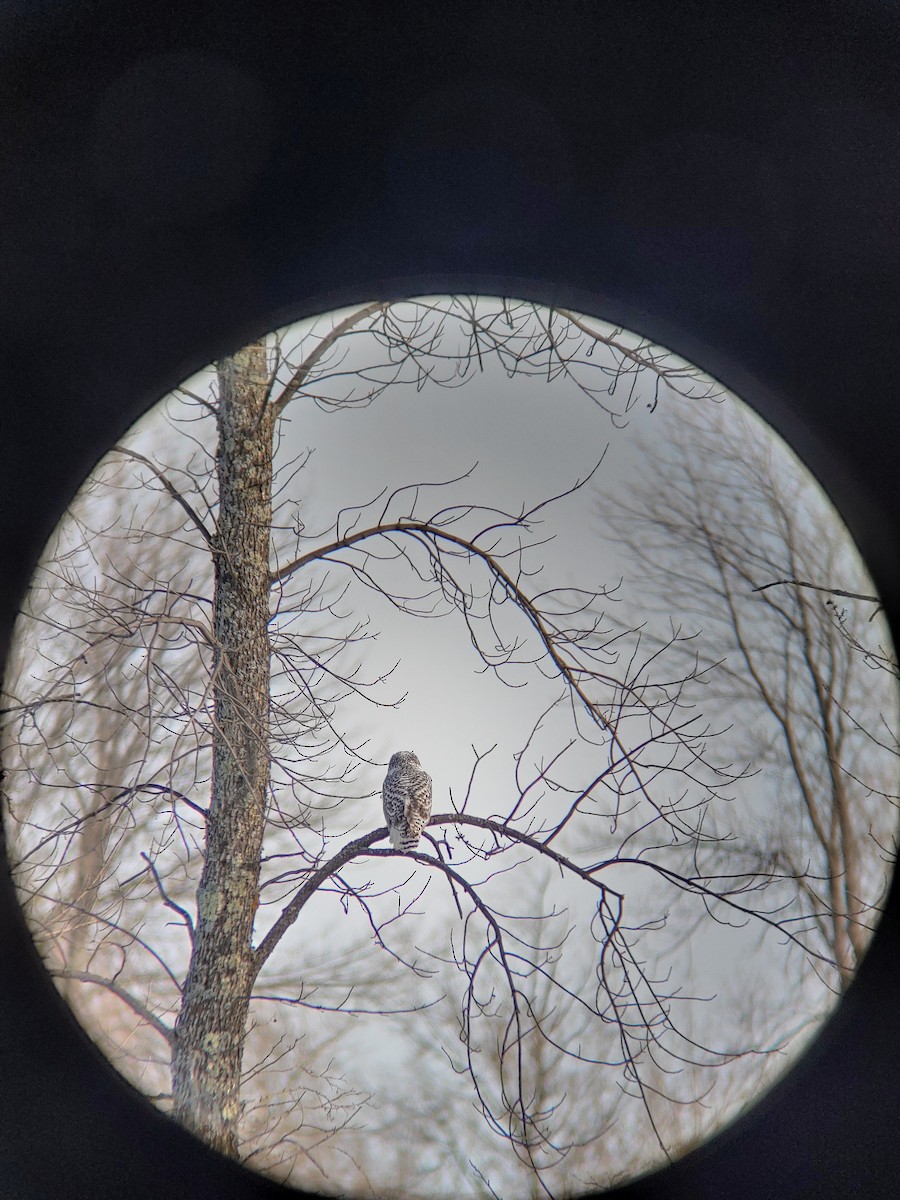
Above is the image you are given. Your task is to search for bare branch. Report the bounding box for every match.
[111,445,214,545]
[141,851,195,939]
[269,301,391,418]
[753,578,881,609]
[50,969,175,1045]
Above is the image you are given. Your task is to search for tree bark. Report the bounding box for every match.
[171,342,272,1157]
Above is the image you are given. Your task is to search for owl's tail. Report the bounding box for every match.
[390,826,421,853]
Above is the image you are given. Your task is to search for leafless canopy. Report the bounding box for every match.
[3,298,891,1198]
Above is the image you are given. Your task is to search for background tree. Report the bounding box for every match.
[343,870,640,1199]
[601,399,898,995]
[3,298,879,1197]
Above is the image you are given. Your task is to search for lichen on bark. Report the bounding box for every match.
[171,341,273,1157]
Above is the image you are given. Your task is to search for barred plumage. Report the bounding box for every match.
[382,750,433,852]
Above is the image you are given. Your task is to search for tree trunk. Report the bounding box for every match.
[171,342,272,1157]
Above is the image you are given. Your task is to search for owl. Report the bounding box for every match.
[382,750,433,852]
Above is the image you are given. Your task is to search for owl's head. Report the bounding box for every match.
[388,750,420,769]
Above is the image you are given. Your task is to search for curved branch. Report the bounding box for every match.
[253,807,830,991]
[270,301,391,418]
[273,513,704,838]
[753,578,881,608]
[141,852,195,940]
[272,521,602,719]
[554,308,706,396]
[11,783,207,870]
[111,446,214,545]
[50,970,174,1046]
[252,827,388,974]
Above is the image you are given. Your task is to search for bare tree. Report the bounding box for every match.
[344,869,636,1200]
[1,298,847,1195]
[754,579,898,680]
[601,400,898,995]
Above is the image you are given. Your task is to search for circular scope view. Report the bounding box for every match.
[2,297,897,1197]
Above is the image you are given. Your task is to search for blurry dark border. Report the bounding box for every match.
[2,3,898,1197]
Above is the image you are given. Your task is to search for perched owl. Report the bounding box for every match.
[382,750,433,852]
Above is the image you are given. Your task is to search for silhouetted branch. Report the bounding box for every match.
[112,445,214,545]
[50,969,175,1045]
